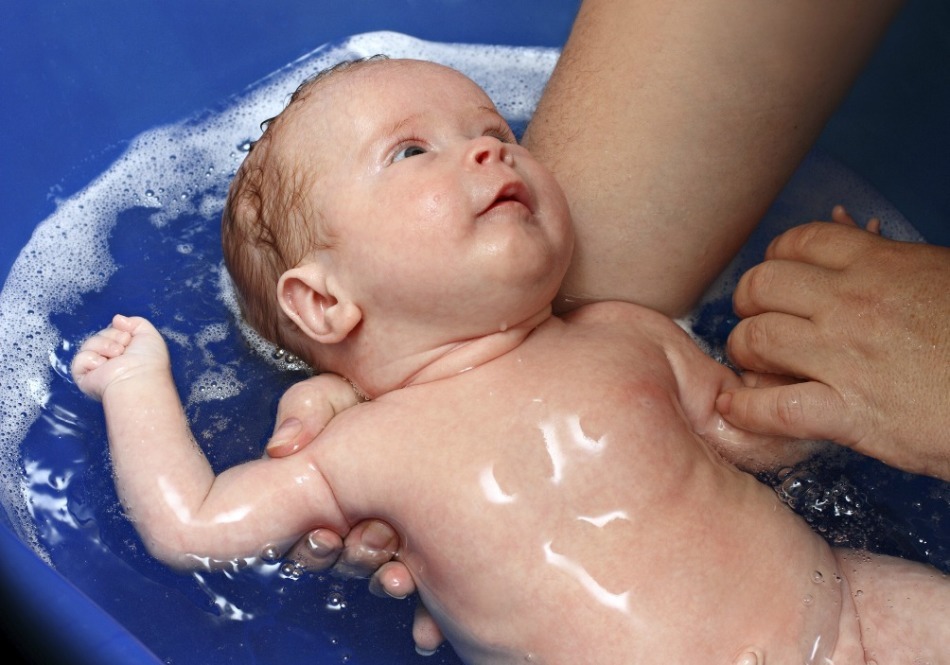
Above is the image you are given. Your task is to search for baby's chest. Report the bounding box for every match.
[327,364,698,524]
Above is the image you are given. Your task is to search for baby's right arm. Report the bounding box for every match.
[71,315,349,569]
[264,369,446,656]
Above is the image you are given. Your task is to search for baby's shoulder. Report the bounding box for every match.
[562,300,683,340]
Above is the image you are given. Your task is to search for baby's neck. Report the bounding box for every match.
[351,307,554,398]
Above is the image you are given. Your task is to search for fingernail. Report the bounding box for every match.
[363,521,394,551]
[716,392,733,415]
[415,647,438,657]
[267,418,302,450]
[306,530,335,556]
[384,577,409,600]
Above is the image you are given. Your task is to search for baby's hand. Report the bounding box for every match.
[71,314,170,401]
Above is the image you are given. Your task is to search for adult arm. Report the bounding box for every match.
[523,0,904,317]
[718,211,950,481]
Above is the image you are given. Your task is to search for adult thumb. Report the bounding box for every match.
[716,381,855,447]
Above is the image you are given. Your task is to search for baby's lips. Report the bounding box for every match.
[478,178,533,217]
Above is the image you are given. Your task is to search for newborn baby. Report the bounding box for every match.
[72,58,949,664]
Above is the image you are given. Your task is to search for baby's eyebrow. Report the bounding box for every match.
[362,113,424,161]
[477,105,505,121]
[383,113,422,139]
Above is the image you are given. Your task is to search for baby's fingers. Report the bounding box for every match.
[70,349,106,394]
[70,329,128,397]
[80,327,132,358]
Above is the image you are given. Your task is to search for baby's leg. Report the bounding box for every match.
[71,314,171,400]
[835,549,950,664]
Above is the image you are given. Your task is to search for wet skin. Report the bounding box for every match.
[307,302,858,664]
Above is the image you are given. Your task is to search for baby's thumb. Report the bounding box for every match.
[716,381,853,446]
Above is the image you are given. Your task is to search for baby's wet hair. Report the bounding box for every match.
[221,55,388,366]
[259,54,389,136]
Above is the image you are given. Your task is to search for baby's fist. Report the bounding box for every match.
[71,315,167,400]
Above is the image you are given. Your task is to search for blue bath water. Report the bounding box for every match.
[1,2,948,664]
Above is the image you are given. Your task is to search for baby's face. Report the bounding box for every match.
[280,59,573,336]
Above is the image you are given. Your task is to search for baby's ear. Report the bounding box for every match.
[277,264,362,344]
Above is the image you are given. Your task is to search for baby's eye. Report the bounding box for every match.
[393,145,427,162]
[486,121,516,144]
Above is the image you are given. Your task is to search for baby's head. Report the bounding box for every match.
[222,58,378,367]
[222,57,573,376]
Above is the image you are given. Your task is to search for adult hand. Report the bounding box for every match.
[266,376,447,654]
[718,208,950,481]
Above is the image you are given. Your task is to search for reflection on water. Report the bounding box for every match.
[0,31,947,665]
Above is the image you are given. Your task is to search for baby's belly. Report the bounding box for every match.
[403,452,851,665]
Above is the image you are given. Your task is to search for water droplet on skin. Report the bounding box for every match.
[260,544,281,562]
[812,570,824,584]
[803,593,814,606]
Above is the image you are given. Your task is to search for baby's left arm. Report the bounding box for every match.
[72,315,350,569]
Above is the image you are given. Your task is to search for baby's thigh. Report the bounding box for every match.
[836,549,950,664]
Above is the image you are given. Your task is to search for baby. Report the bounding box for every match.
[72,58,948,664]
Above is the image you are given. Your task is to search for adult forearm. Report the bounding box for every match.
[525,0,904,317]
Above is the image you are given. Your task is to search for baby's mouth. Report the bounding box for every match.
[481,181,533,216]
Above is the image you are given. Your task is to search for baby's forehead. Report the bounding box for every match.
[287,60,494,132]
[308,59,492,111]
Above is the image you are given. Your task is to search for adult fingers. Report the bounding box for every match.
[368,561,417,600]
[285,528,344,572]
[726,312,826,380]
[716,380,860,447]
[736,371,801,390]
[412,603,446,656]
[765,221,874,268]
[267,378,333,457]
[330,520,400,579]
[732,259,836,319]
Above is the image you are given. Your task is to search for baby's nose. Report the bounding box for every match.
[467,136,514,167]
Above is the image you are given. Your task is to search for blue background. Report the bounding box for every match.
[2,0,948,262]
[0,1,948,664]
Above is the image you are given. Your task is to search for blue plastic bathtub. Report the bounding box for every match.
[1,2,947,664]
